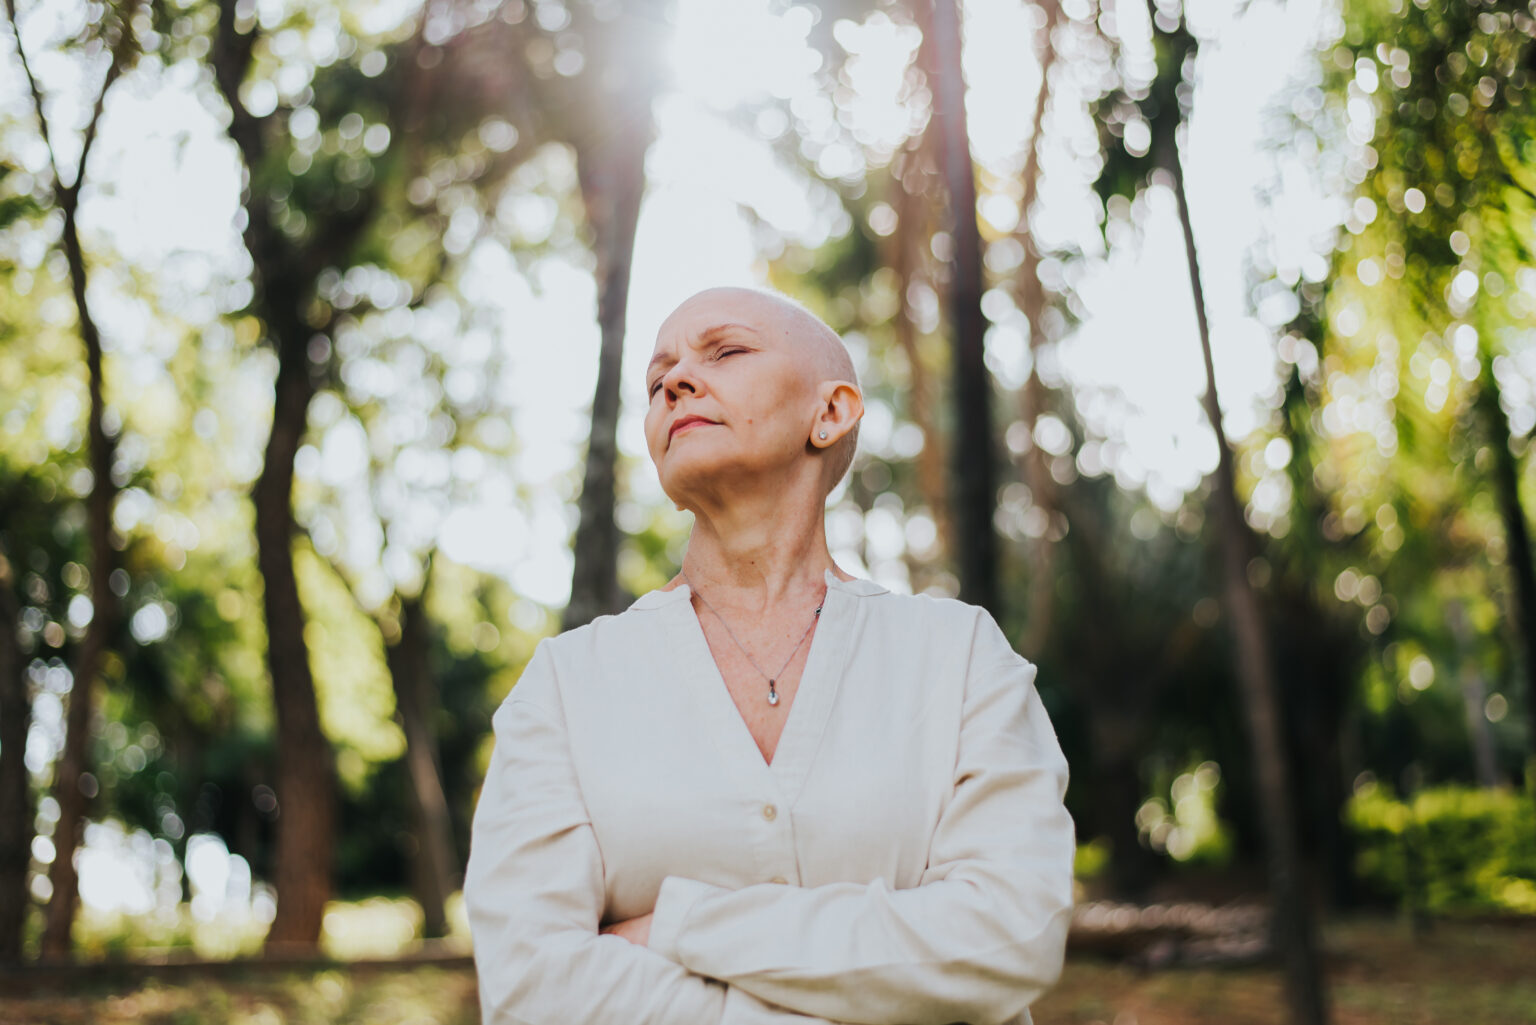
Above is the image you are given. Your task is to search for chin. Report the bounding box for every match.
[656,448,743,501]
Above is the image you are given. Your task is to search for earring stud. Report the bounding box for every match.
[818,430,828,439]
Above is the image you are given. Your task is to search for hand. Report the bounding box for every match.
[599,912,653,946]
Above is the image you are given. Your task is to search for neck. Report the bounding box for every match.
[676,488,842,612]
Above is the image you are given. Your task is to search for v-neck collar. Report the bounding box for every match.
[643,568,882,800]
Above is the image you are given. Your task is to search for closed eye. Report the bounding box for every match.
[648,348,746,397]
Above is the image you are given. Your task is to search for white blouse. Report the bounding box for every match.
[465,568,1075,1025]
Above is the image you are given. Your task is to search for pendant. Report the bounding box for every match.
[767,680,779,706]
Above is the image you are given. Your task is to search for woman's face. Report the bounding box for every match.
[643,288,824,507]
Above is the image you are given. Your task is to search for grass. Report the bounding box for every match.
[2,915,1532,1024]
[1,967,480,1025]
[1036,916,1536,1025]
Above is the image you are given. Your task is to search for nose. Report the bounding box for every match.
[660,360,699,402]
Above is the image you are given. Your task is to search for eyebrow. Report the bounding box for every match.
[646,322,758,380]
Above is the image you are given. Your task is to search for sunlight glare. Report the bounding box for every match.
[667,0,822,108]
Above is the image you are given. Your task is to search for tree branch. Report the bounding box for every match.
[2,0,63,191]
[210,0,266,171]
[72,0,144,206]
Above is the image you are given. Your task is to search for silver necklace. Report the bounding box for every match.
[680,571,825,706]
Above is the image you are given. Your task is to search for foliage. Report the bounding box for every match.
[1346,781,1536,913]
[1279,0,1536,785]
[1133,760,1235,866]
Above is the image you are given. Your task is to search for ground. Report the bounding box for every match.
[0,917,1531,1024]
[1038,918,1536,1025]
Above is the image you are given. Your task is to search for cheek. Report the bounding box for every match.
[643,407,664,447]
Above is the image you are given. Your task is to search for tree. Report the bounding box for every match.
[884,147,955,561]
[1319,0,1536,767]
[1254,0,1536,816]
[0,142,48,966]
[563,4,664,630]
[302,281,520,933]
[2,0,142,959]
[384,579,456,936]
[207,0,353,949]
[204,0,621,946]
[1091,3,1329,1019]
[1009,0,1065,657]
[311,540,463,938]
[0,530,29,964]
[1161,13,1327,1023]
[922,0,999,614]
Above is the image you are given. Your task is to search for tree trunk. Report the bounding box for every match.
[253,347,335,954]
[886,156,952,566]
[0,540,32,965]
[40,180,122,967]
[1461,669,1501,787]
[1162,129,1330,1025]
[1274,366,1365,907]
[1476,350,1536,761]
[1287,619,1356,909]
[5,0,138,961]
[1012,0,1062,658]
[211,0,378,952]
[1445,599,1499,786]
[1091,728,1159,900]
[385,591,457,939]
[926,0,999,615]
[1061,496,1191,900]
[564,92,653,631]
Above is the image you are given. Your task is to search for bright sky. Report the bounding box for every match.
[1,0,1341,915]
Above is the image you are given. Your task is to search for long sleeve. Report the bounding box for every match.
[464,640,844,1025]
[646,626,1075,1025]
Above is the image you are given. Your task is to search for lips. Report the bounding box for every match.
[669,414,718,442]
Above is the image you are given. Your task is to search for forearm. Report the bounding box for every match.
[474,918,843,1025]
[477,925,720,1024]
[646,658,1074,1025]
[648,871,1070,1025]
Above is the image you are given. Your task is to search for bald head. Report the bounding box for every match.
[655,286,862,495]
[675,286,855,382]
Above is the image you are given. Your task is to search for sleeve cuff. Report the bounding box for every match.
[648,875,720,965]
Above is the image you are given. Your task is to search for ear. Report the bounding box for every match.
[811,380,863,447]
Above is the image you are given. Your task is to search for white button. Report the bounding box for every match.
[761,803,777,822]
[769,876,788,885]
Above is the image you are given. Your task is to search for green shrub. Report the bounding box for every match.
[1346,782,1536,915]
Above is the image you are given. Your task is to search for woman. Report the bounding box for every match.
[465,286,1075,1025]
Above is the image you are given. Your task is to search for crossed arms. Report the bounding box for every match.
[464,635,1075,1025]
